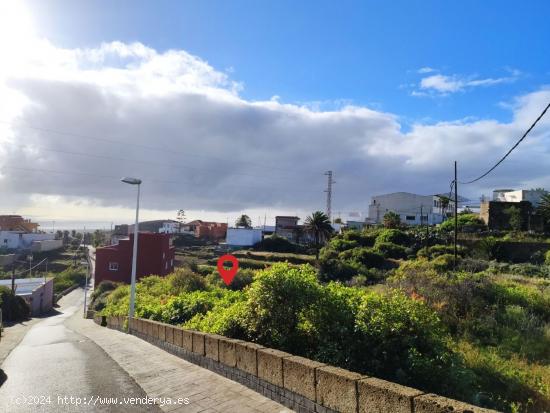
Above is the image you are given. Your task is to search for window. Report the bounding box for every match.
[171,259,174,266]
[406,215,416,221]
[3,239,7,243]
[109,262,119,271]
[163,252,165,260]
[165,262,168,270]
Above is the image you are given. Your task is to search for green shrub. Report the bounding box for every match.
[456,258,490,273]
[54,267,86,295]
[417,244,466,259]
[339,248,385,269]
[545,250,550,266]
[162,289,241,324]
[243,263,322,350]
[185,299,249,339]
[376,229,410,246]
[205,268,254,290]
[354,290,460,393]
[431,254,457,272]
[0,286,30,321]
[374,241,408,259]
[328,237,359,252]
[318,258,358,282]
[90,280,118,311]
[253,235,304,253]
[439,214,486,232]
[169,268,207,293]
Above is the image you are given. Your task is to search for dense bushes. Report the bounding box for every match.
[0,286,30,321]
[54,267,86,295]
[417,244,466,259]
[439,214,487,232]
[391,260,550,411]
[375,229,410,246]
[253,235,305,253]
[100,231,550,412]
[90,280,118,311]
[373,241,408,259]
[102,263,463,400]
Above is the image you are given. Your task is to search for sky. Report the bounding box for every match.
[0,0,549,230]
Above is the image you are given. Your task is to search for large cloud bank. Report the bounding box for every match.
[1,39,549,218]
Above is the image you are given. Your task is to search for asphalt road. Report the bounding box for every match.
[0,290,161,412]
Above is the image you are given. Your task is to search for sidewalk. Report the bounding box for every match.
[67,312,293,413]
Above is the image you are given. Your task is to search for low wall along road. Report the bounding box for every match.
[95,315,499,413]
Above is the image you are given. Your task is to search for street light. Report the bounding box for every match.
[121,177,141,319]
[81,259,89,318]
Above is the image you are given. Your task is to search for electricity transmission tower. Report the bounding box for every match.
[324,171,335,221]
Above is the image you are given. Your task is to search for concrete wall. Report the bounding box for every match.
[96,315,499,413]
[31,239,63,252]
[28,278,54,316]
[0,254,16,267]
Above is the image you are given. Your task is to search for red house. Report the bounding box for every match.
[94,232,175,285]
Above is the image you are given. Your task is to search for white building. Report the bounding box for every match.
[0,277,54,316]
[368,192,457,225]
[492,189,546,206]
[226,228,263,247]
[159,222,180,234]
[0,231,56,250]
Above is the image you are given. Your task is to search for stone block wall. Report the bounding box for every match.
[96,316,499,413]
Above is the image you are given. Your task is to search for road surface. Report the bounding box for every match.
[0,290,160,412]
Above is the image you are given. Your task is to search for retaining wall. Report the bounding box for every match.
[94,315,499,413]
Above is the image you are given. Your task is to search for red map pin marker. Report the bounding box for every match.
[217,254,239,285]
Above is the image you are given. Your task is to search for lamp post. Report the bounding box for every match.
[81,259,89,317]
[121,177,142,319]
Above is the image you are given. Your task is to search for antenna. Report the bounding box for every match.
[324,171,335,220]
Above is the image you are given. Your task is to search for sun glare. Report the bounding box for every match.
[0,2,35,52]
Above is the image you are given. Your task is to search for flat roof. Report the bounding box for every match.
[0,277,52,295]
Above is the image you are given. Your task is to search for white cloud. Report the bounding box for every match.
[0,37,549,227]
[415,71,519,96]
[417,67,436,74]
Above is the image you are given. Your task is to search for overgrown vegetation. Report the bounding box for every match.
[53,267,86,295]
[0,286,30,321]
[101,224,550,412]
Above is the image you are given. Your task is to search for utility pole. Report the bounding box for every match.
[454,161,458,270]
[11,263,15,293]
[324,171,335,221]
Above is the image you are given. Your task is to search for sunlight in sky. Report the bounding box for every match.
[0,2,35,54]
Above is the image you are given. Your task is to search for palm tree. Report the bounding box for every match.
[304,211,333,259]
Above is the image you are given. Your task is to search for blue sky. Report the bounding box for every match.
[1,1,549,227]
[31,0,550,125]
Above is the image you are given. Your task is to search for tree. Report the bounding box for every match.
[176,209,186,232]
[537,193,550,229]
[305,211,334,258]
[438,196,451,216]
[505,206,522,231]
[93,230,106,247]
[383,211,401,229]
[334,217,343,224]
[235,214,252,228]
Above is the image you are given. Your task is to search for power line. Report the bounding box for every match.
[4,165,322,196]
[0,119,303,176]
[459,102,550,185]
[8,143,297,181]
